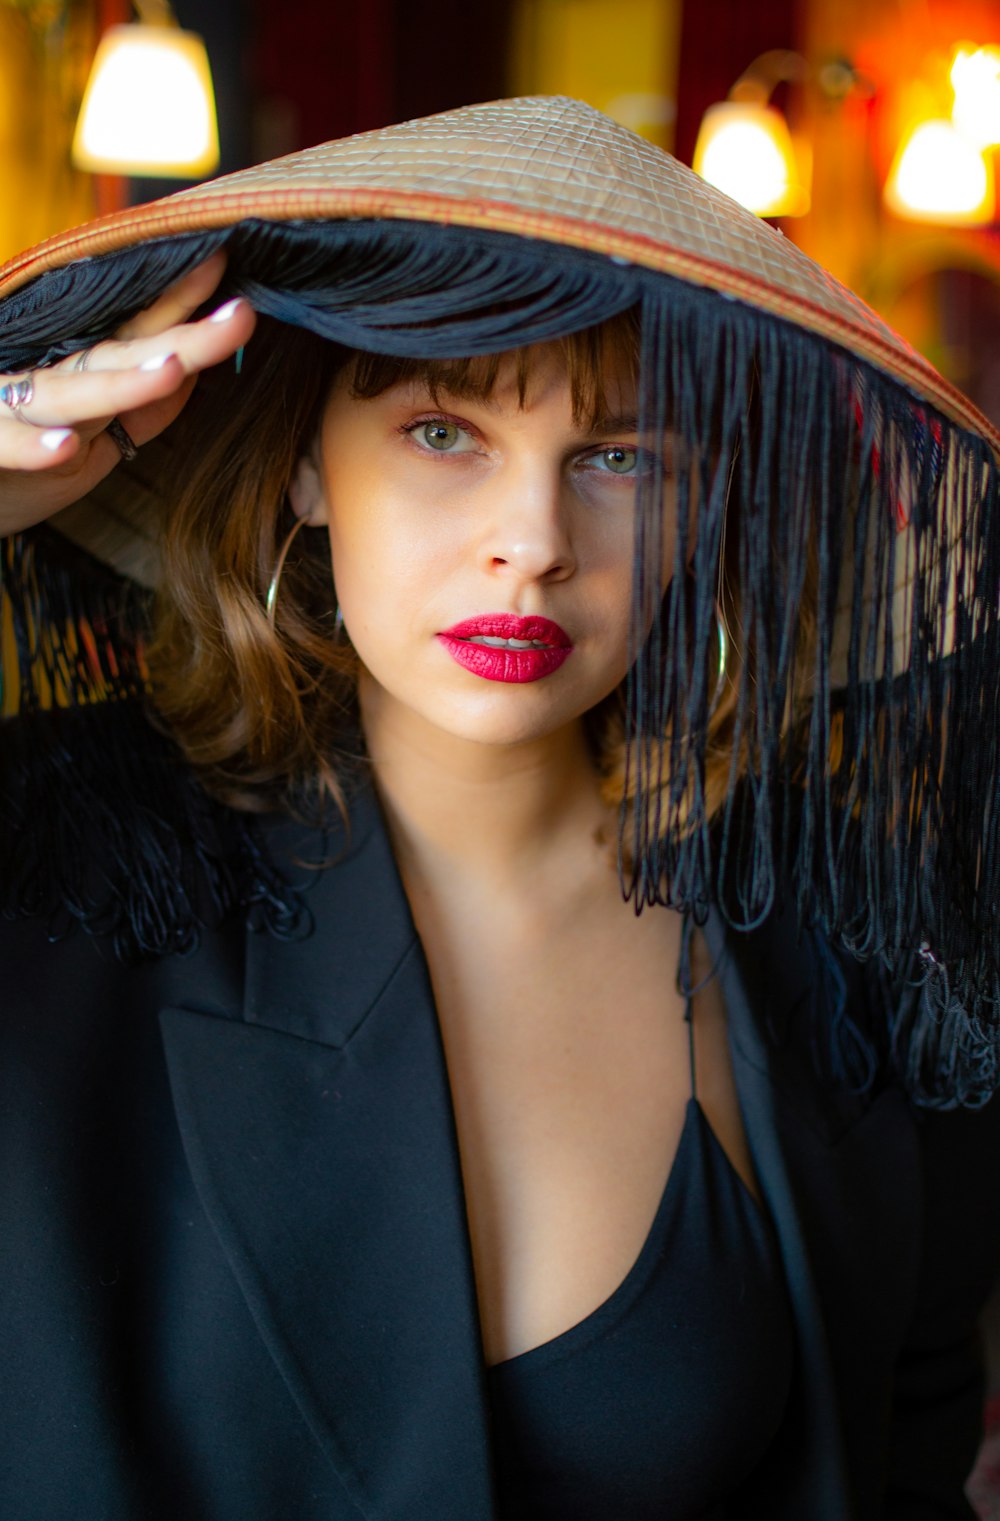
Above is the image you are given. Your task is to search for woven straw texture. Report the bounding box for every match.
[1,95,997,455]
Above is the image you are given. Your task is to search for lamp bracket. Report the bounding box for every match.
[730,51,873,108]
[132,0,179,26]
[730,50,807,106]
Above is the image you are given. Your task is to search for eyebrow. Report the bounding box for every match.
[585,411,640,435]
[411,380,642,438]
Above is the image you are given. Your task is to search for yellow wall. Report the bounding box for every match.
[510,0,681,150]
[0,2,97,265]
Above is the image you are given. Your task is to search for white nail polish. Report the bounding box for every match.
[40,429,72,450]
[209,298,242,323]
[140,352,173,371]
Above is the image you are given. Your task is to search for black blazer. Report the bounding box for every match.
[2,781,999,1520]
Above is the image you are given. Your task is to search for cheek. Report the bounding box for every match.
[593,513,640,607]
[642,484,682,592]
[325,525,447,653]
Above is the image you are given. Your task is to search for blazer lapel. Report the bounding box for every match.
[159,784,498,1521]
[710,906,922,1521]
[706,906,856,1520]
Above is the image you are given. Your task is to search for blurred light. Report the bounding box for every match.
[950,45,1000,148]
[693,101,811,216]
[72,23,219,178]
[884,119,994,224]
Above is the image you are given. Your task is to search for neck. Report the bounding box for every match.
[359,674,616,898]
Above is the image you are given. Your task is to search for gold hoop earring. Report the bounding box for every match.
[675,574,731,719]
[266,517,308,629]
[708,598,730,717]
[266,516,344,642]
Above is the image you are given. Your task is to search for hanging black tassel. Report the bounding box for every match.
[623,282,1000,1109]
[0,529,309,963]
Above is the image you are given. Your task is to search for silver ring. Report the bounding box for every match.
[0,375,35,418]
[106,416,138,462]
[72,347,97,373]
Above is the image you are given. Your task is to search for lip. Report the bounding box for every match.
[437,613,574,684]
[441,614,571,645]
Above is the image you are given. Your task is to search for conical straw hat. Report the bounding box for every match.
[1,95,996,453]
[1,96,997,1103]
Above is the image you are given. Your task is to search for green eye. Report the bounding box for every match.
[421,421,461,451]
[602,447,637,474]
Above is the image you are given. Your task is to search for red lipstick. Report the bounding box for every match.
[437,614,573,683]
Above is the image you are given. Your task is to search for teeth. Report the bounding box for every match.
[471,635,550,649]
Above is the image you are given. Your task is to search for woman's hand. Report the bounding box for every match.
[0,251,255,537]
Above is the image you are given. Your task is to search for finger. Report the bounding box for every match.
[0,352,188,430]
[0,386,198,535]
[57,296,256,386]
[0,424,80,474]
[115,249,229,341]
[112,371,199,448]
[0,423,137,536]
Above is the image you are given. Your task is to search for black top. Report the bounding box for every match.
[486,1014,795,1519]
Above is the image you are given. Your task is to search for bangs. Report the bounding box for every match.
[347,306,642,429]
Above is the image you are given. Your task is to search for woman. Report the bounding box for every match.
[1,98,999,1520]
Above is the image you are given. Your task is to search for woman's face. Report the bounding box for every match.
[297,344,675,752]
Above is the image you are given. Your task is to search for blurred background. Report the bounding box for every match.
[2,0,1000,427]
[2,0,1000,1512]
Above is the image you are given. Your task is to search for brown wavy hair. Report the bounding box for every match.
[148,313,811,844]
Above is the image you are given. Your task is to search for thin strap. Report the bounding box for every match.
[677,913,698,1099]
[676,913,729,1101]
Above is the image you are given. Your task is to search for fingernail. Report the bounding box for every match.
[40,429,73,451]
[209,298,243,323]
[140,352,174,371]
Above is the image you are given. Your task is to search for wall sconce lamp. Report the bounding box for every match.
[884,46,998,225]
[692,50,813,217]
[72,0,219,179]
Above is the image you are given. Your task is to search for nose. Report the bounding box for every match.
[478,461,577,584]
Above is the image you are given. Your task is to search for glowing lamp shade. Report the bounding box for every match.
[693,101,810,217]
[72,25,219,178]
[884,119,994,225]
[951,45,1000,149]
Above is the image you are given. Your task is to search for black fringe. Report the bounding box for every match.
[0,219,997,1105]
[624,283,1000,1110]
[0,532,309,962]
[0,222,638,371]
[1,527,150,711]
[0,232,231,372]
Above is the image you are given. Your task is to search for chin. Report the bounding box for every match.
[428,692,602,750]
[360,658,622,750]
